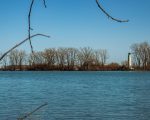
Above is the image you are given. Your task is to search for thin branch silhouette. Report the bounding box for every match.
[28,0,35,54]
[95,0,129,22]
[0,34,50,61]
[43,0,47,8]
[28,0,47,54]
[17,102,48,120]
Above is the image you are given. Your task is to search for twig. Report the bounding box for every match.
[28,0,47,54]
[0,34,50,61]
[28,0,35,54]
[17,102,48,120]
[95,0,129,22]
[43,0,47,8]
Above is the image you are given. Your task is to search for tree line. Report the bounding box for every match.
[1,41,150,71]
[0,47,112,71]
[131,42,150,70]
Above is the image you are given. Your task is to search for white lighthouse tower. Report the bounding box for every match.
[128,53,132,69]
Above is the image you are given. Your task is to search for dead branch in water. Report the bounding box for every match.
[95,0,129,22]
[0,34,50,61]
[17,102,48,120]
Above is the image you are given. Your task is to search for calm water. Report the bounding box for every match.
[0,71,150,120]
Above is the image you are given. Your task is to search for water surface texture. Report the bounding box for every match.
[0,71,150,120]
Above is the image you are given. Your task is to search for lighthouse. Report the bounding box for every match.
[128,53,132,69]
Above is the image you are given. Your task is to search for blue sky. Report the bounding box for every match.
[0,0,150,63]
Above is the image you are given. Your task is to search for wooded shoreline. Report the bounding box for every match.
[0,64,150,71]
[1,43,150,71]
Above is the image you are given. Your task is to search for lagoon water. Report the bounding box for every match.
[0,71,150,120]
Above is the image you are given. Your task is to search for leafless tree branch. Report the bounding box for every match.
[28,0,35,54]
[0,34,50,61]
[43,0,47,8]
[95,0,129,22]
[28,0,47,54]
[17,102,48,120]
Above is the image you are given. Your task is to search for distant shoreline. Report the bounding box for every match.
[0,67,150,72]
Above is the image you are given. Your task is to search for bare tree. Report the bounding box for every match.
[66,48,78,70]
[99,49,108,66]
[8,49,26,70]
[29,51,45,65]
[78,47,95,70]
[131,43,141,67]
[9,50,20,70]
[131,42,150,69]
[93,49,108,66]
[55,48,67,70]
[18,50,27,70]
[94,49,101,65]
[140,42,149,69]
[43,48,56,69]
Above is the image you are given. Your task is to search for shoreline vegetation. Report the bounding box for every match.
[0,65,150,71]
[1,42,150,71]
[0,64,128,71]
